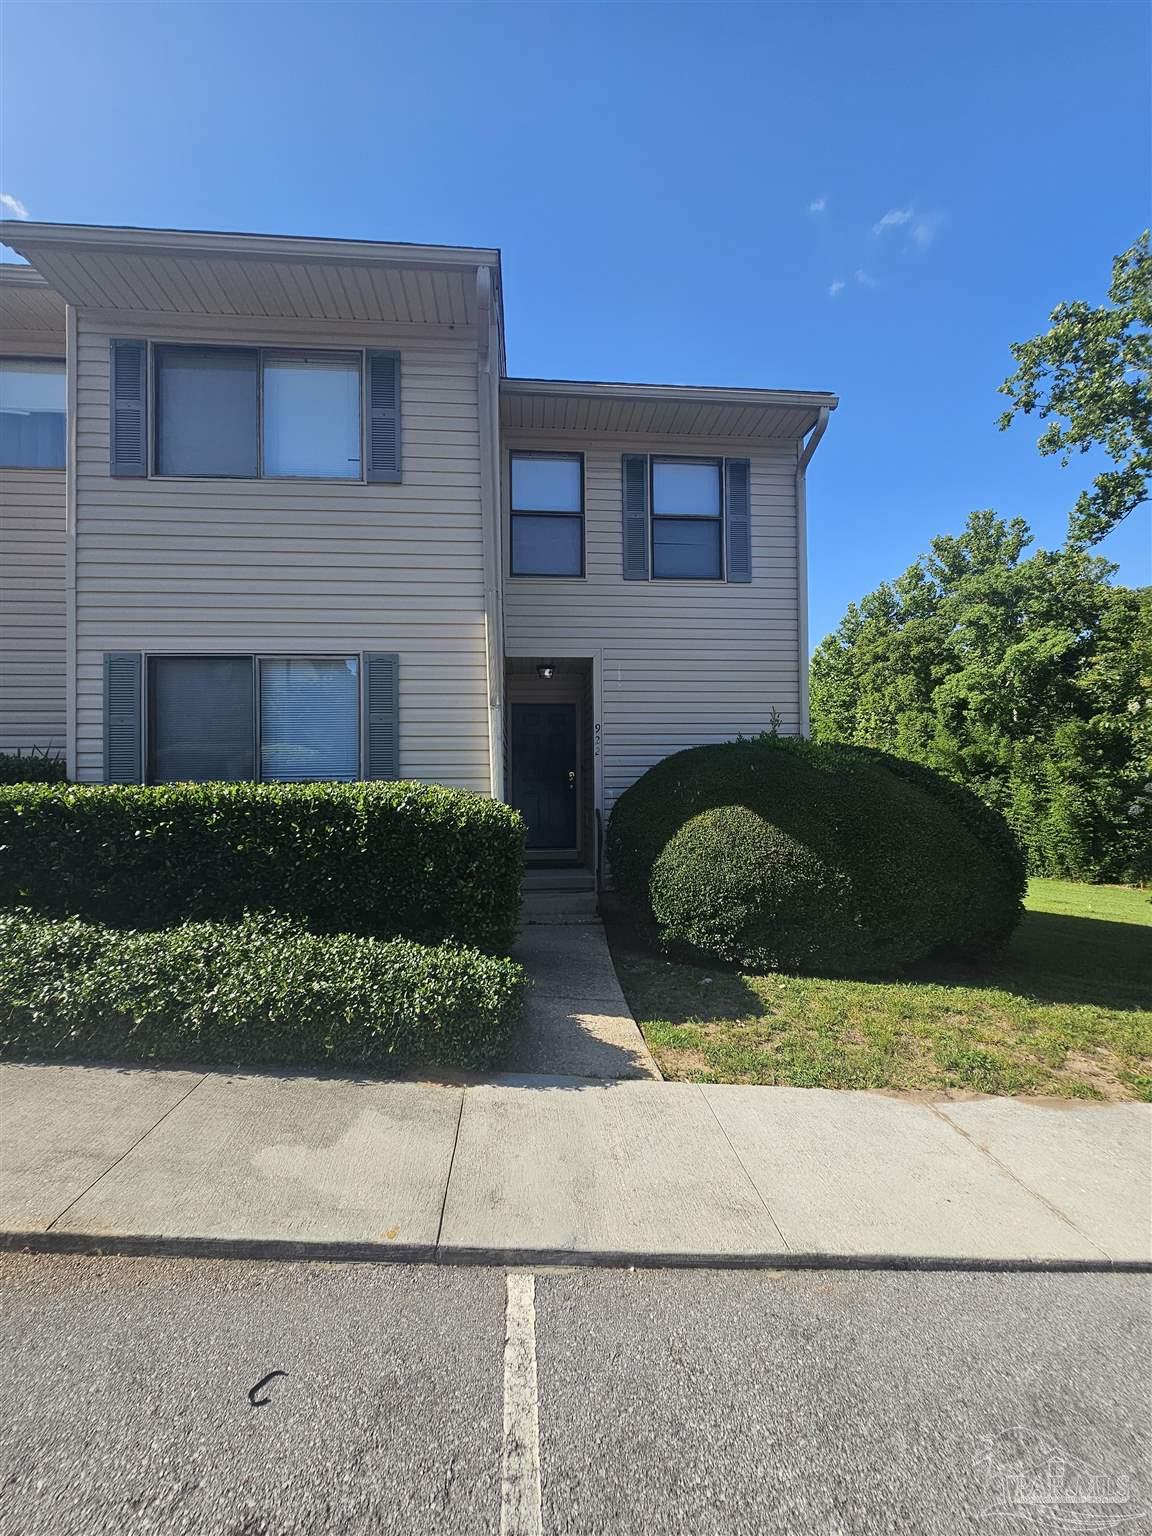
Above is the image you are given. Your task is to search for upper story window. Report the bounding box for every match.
[263,352,362,478]
[510,453,584,577]
[651,458,723,579]
[0,357,66,469]
[155,347,258,477]
[154,345,363,479]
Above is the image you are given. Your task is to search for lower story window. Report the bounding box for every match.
[149,655,254,783]
[147,655,359,784]
[259,657,359,782]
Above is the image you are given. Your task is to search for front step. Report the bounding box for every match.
[522,867,595,891]
[521,869,598,924]
[521,889,599,924]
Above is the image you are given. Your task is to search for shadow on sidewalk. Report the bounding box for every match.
[0,1053,651,1094]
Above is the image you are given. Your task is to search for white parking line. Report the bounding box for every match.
[500,1271,543,1536]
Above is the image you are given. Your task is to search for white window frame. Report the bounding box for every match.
[509,450,586,579]
[650,455,725,582]
[0,353,67,470]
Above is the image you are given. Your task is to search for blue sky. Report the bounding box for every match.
[2,0,1148,646]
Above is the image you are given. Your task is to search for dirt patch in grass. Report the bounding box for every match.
[606,879,1152,1101]
[1053,1049,1142,1100]
[652,1045,714,1080]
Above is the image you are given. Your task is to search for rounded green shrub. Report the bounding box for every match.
[606,738,1025,974]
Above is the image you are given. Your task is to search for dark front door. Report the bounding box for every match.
[510,701,579,852]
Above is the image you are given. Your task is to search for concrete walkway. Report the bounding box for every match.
[502,923,661,1079]
[1,1062,1148,1269]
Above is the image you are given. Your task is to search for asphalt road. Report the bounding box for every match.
[0,1254,1148,1535]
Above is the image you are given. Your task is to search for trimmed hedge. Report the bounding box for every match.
[606,737,1025,974]
[851,745,1029,899]
[0,910,523,1071]
[0,751,66,786]
[0,781,524,953]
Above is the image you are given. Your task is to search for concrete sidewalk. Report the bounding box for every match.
[0,1062,1148,1269]
[501,924,661,1079]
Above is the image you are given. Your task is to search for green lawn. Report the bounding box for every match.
[607,879,1152,1101]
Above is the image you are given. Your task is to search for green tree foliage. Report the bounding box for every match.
[999,232,1151,546]
[810,511,1152,882]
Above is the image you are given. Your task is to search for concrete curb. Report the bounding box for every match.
[3,1228,1149,1274]
[0,1229,435,1265]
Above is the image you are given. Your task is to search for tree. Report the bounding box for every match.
[810,511,1152,882]
[998,232,1151,546]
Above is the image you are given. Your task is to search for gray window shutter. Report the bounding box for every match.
[110,340,148,477]
[366,351,401,483]
[362,653,400,779]
[104,652,143,783]
[724,458,752,583]
[622,454,650,580]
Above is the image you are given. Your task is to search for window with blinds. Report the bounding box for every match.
[259,657,359,782]
[154,346,259,477]
[148,656,255,782]
[0,357,66,469]
[262,352,362,479]
[510,453,584,576]
[150,345,365,480]
[651,459,723,580]
[144,655,361,783]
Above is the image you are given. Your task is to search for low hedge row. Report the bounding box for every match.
[0,751,66,786]
[0,781,524,953]
[0,910,524,1071]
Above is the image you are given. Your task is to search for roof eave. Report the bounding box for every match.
[0,264,54,288]
[0,221,502,274]
[501,376,839,412]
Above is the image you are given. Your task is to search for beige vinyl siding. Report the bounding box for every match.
[0,466,67,754]
[502,435,800,811]
[74,314,490,788]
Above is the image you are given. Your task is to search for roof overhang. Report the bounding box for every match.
[500,377,837,442]
[0,222,502,332]
[0,265,67,348]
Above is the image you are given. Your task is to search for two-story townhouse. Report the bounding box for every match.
[1,223,506,804]
[0,222,835,885]
[0,266,68,754]
[499,378,832,869]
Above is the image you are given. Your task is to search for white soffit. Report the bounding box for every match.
[0,267,66,341]
[500,378,837,441]
[0,224,501,328]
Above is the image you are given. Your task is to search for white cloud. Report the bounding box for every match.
[829,278,845,297]
[808,197,827,214]
[872,207,913,235]
[0,192,29,220]
[854,268,877,287]
[873,205,942,249]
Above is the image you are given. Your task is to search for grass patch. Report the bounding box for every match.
[607,879,1151,1101]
